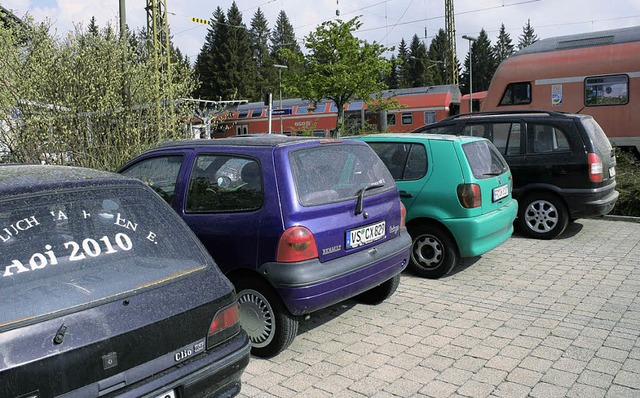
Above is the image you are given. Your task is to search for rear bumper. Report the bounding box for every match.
[259,230,411,315]
[565,188,619,219]
[61,333,252,398]
[443,198,518,258]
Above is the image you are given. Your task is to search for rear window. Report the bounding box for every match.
[581,117,613,158]
[290,144,395,206]
[1,186,210,330]
[462,140,509,179]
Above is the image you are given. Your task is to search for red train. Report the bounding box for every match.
[215,85,461,137]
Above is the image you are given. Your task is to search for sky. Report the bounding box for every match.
[4,0,640,64]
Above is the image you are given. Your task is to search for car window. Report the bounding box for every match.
[120,155,183,204]
[186,155,263,213]
[461,140,509,179]
[581,117,613,155]
[528,123,570,153]
[490,123,522,156]
[0,186,209,331]
[368,142,427,181]
[290,144,395,206]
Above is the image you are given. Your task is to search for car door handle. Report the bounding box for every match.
[399,191,413,198]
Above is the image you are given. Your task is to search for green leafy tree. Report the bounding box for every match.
[494,23,514,63]
[270,10,303,97]
[461,29,497,95]
[282,17,390,137]
[0,16,197,170]
[518,18,539,50]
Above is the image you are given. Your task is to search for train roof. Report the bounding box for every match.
[515,25,640,56]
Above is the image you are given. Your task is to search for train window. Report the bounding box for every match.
[387,114,396,126]
[296,105,309,114]
[401,113,413,125]
[584,74,629,106]
[499,82,531,106]
[313,104,328,113]
[238,110,249,118]
[251,109,263,118]
[424,111,436,125]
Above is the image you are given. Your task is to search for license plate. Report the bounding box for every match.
[492,184,509,202]
[346,220,386,249]
[609,166,616,177]
[155,390,176,398]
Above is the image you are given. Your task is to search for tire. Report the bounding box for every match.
[356,273,401,305]
[516,192,569,239]
[234,278,298,358]
[408,224,458,279]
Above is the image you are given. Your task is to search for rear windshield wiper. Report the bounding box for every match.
[355,183,384,216]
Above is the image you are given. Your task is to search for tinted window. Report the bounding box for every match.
[120,155,183,204]
[251,109,263,118]
[499,82,531,105]
[528,124,570,153]
[186,155,263,213]
[462,140,509,179]
[368,142,427,181]
[0,186,209,330]
[465,122,522,156]
[424,111,436,124]
[581,117,613,156]
[238,110,249,118]
[585,74,629,106]
[290,144,394,206]
[401,113,413,125]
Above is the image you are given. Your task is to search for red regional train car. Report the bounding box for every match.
[216,85,461,137]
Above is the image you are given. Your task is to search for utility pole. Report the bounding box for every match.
[274,64,288,134]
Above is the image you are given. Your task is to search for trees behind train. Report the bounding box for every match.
[281,17,390,137]
[0,17,197,170]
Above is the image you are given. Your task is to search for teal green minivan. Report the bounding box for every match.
[353,133,518,278]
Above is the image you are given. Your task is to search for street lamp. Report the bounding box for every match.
[274,64,288,134]
[462,35,477,113]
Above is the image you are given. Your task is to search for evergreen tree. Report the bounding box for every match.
[194,7,228,99]
[250,8,273,99]
[87,16,99,37]
[461,29,497,95]
[270,10,303,97]
[384,55,399,89]
[407,34,433,87]
[518,19,539,50]
[494,24,514,63]
[396,39,410,88]
[427,29,448,85]
[225,2,257,100]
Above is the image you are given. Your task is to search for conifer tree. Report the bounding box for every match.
[407,34,433,87]
[194,7,228,100]
[427,29,448,86]
[396,39,410,88]
[250,8,273,100]
[494,23,514,63]
[225,2,257,100]
[461,29,497,95]
[518,19,539,50]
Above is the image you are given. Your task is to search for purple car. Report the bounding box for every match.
[119,135,411,357]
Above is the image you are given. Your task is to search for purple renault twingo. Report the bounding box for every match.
[119,135,411,357]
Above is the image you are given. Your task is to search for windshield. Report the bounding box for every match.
[0,186,210,330]
[289,144,395,206]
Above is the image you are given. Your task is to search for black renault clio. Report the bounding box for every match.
[0,165,250,397]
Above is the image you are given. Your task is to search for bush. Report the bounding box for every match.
[610,151,640,217]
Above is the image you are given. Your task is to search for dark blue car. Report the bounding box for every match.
[119,135,411,357]
[0,165,250,397]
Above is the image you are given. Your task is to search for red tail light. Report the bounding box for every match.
[209,304,239,336]
[588,152,603,182]
[400,202,407,229]
[457,183,482,208]
[276,226,318,262]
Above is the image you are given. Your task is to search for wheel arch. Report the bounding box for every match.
[405,217,460,256]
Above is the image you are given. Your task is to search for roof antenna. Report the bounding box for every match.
[336,0,340,16]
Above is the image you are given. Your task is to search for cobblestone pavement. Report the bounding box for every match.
[238,218,640,398]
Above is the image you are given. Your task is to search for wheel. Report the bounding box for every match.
[234,278,298,358]
[516,192,569,239]
[407,224,458,279]
[356,273,401,304]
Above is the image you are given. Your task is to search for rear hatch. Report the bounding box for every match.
[580,116,617,183]
[278,140,403,263]
[456,138,513,214]
[0,185,240,397]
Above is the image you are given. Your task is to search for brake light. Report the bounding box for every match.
[457,184,482,208]
[209,304,239,336]
[276,226,318,262]
[400,202,406,229]
[588,152,603,182]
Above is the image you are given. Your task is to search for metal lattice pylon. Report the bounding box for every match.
[445,0,459,85]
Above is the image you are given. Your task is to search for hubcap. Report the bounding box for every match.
[237,288,274,348]
[412,235,443,270]
[524,199,558,233]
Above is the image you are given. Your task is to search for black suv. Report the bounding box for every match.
[414,111,619,239]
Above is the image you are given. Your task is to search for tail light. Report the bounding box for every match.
[209,304,239,336]
[457,183,481,208]
[400,202,407,229]
[588,152,603,182]
[276,226,318,262]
